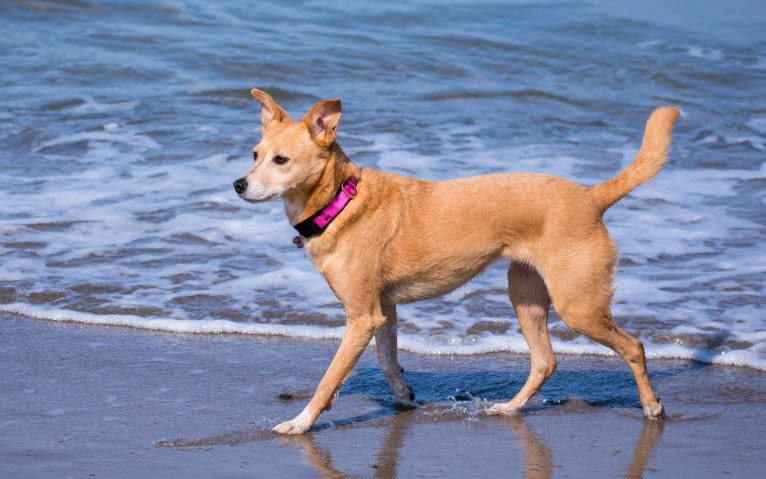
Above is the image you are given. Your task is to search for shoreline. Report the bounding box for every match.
[2,314,765,478]
[4,304,763,372]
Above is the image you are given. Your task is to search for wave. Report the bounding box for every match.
[4,303,764,372]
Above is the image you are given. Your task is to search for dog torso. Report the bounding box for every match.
[304,168,602,307]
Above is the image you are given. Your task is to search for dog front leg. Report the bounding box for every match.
[375,303,416,408]
[273,314,380,435]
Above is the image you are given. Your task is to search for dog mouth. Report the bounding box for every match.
[237,193,279,204]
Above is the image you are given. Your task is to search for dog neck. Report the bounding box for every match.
[283,144,360,232]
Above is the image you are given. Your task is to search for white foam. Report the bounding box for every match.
[687,46,724,61]
[2,303,344,340]
[35,129,159,153]
[747,116,766,133]
[697,132,766,151]
[68,96,138,114]
[5,302,764,371]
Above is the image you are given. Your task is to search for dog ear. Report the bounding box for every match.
[303,99,342,147]
[251,89,289,128]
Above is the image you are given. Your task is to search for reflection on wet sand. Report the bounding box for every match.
[283,435,345,479]
[280,409,413,479]
[504,416,553,479]
[372,409,409,479]
[626,420,665,479]
[285,410,664,479]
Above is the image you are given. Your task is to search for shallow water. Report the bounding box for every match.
[1,0,765,369]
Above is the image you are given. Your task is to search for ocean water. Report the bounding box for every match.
[1,1,764,370]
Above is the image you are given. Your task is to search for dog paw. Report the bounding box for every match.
[393,387,417,410]
[394,398,417,410]
[486,402,522,416]
[272,409,314,435]
[643,400,664,420]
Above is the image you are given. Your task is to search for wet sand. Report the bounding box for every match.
[1,314,764,478]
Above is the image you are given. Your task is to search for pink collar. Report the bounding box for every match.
[292,176,359,243]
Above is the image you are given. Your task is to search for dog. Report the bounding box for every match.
[233,89,679,434]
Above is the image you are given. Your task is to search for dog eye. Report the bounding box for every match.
[273,155,290,165]
[253,151,258,162]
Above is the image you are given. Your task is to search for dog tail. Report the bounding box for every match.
[589,107,681,214]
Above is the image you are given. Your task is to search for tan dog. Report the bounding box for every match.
[233,89,679,434]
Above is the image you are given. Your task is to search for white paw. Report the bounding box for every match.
[486,402,522,416]
[272,408,314,435]
[643,400,664,420]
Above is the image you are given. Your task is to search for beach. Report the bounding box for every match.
[1,1,765,477]
[2,314,764,478]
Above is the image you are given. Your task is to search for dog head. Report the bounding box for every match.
[233,89,342,203]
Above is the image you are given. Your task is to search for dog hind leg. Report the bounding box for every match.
[488,262,556,415]
[560,303,663,418]
[545,250,664,419]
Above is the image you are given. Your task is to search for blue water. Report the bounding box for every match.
[1,0,765,369]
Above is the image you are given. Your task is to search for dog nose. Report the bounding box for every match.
[233,178,248,195]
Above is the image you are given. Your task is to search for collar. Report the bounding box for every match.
[292,176,359,241]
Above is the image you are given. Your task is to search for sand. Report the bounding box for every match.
[1,314,764,478]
